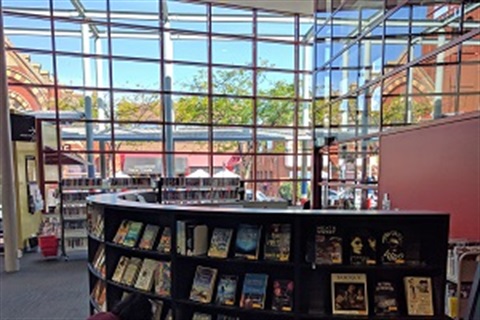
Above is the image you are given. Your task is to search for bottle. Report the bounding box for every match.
[382,193,391,210]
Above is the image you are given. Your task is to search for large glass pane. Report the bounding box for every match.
[213,97,253,125]
[173,94,208,124]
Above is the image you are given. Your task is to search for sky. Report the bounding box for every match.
[2,0,442,97]
[3,0,313,95]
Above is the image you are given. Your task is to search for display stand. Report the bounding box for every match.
[446,241,480,319]
[87,191,450,320]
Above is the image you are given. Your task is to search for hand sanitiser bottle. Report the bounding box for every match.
[382,193,391,210]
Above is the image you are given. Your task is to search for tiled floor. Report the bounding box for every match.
[0,252,89,320]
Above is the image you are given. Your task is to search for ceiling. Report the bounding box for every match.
[206,0,315,15]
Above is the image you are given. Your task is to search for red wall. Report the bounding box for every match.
[378,112,480,240]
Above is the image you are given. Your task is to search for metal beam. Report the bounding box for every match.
[6,27,480,46]
[70,0,100,38]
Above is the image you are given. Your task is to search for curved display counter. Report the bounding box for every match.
[87,191,449,320]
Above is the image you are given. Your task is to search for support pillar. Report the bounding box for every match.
[0,6,20,272]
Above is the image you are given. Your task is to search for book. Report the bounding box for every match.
[240,273,268,309]
[165,309,173,320]
[91,280,107,311]
[215,274,238,306]
[234,224,262,260]
[331,273,368,315]
[264,223,291,262]
[152,300,164,320]
[111,256,130,283]
[189,265,218,303]
[381,230,406,264]
[186,224,208,256]
[138,224,160,250]
[208,228,233,258]
[154,261,171,297]
[374,281,399,316]
[113,220,131,243]
[192,313,212,320]
[122,221,143,247]
[404,276,434,316]
[92,245,104,270]
[315,225,342,264]
[177,220,187,255]
[157,227,171,254]
[349,229,377,265]
[272,279,294,312]
[120,257,142,286]
[134,258,159,292]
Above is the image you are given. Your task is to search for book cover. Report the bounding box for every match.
[240,273,268,309]
[404,276,434,316]
[381,230,406,264]
[374,281,399,315]
[157,227,171,254]
[189,265,218,303]
[122,221,143,247]
[113,220,131,243]
[315,225,342,264]
[186,224,208,256]
[208,228,233,259]
[272,279,294,312]
[192,313,212,320]
[154,261,171,297]
[177,221,187,255]
[215,274,238,306]
[234,224,262,260]
[331,273,368,315]
[111,256,130,283]
[120,257,142,286]
[349,229,377,265]
[134,258,159,292]
[152,300,163,320]
[264,223,291,262]
[138,224,160,250]
[92,245,105,272]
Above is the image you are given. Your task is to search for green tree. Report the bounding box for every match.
[175,63,296,178]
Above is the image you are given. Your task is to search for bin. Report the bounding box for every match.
[38,235,58,258]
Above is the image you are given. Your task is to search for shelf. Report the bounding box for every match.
[65,246,88,252]
[63,215,87,221]
[62,189,106,194]
[176,299,295,317]
[105,241,172,260]
[318,182,378,190]
[62,203,87,208]
[89,296,103,313]
[64,230,88,238]
[301,263,437,272]
[106,279,172,301]
[88,263,105,280]
[177,255,295,268]
[62,185,105,191]
[299,314,451,320]
[88,233,104,243]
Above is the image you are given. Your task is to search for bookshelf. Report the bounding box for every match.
[157,177,241,205]
[87,192,450,320]
[60,177,153,259]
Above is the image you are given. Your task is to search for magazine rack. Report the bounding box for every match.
[87,191,450,319]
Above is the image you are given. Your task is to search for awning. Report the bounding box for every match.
[43,146,89,166]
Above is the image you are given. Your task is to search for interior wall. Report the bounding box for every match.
[14,141,42,249]
[378,112,480,240]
